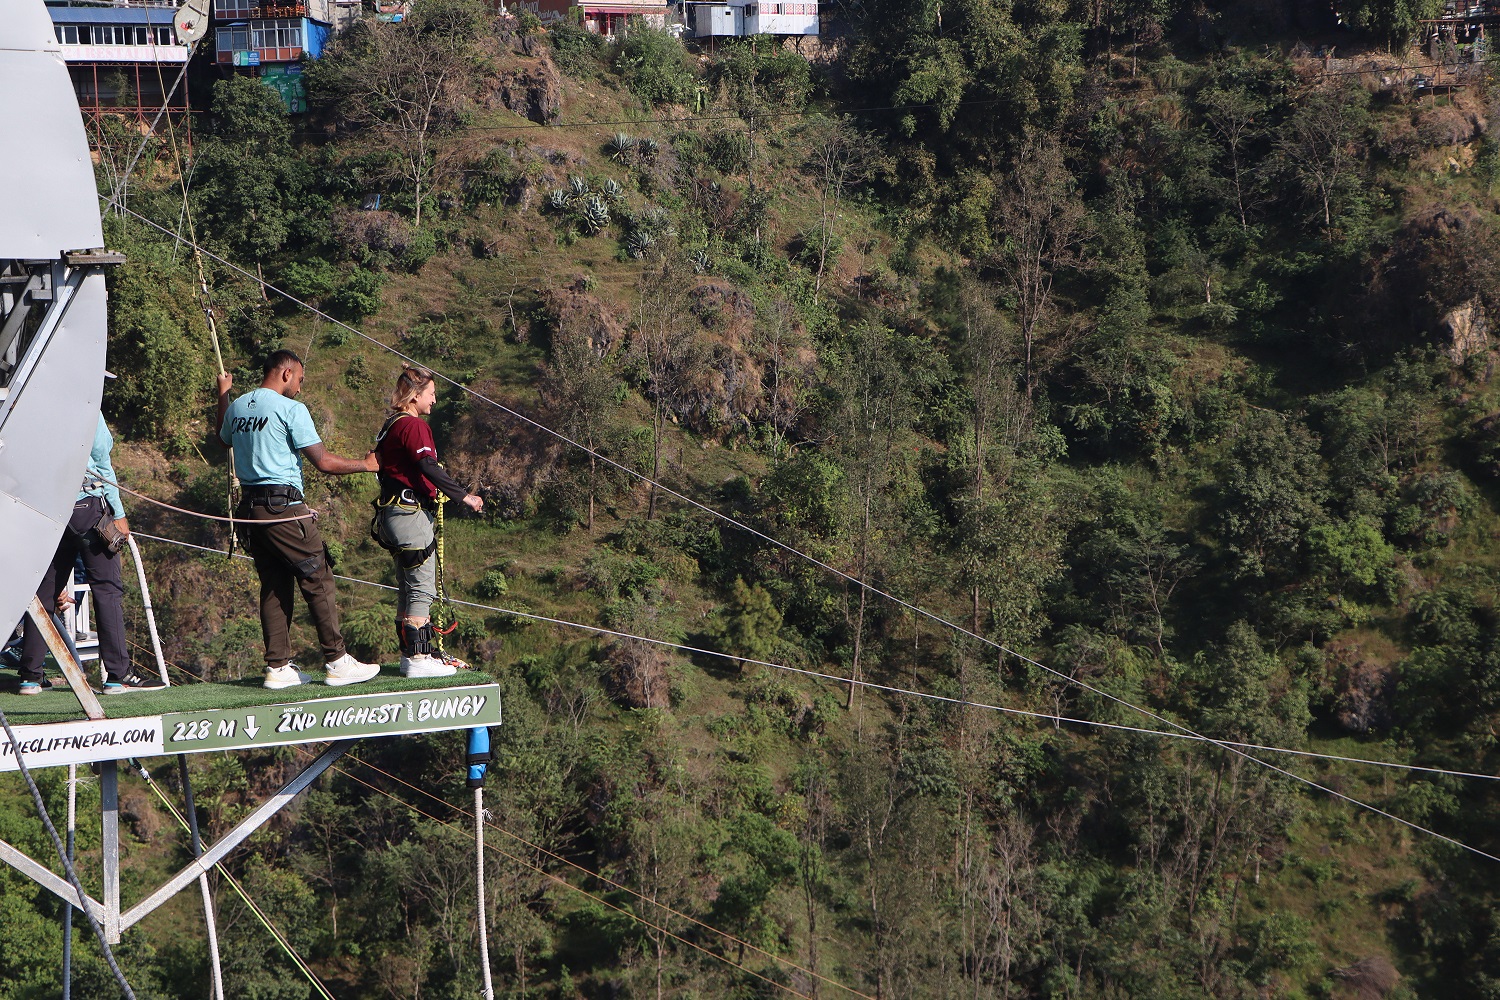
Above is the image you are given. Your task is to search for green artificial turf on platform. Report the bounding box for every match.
[0,668,495,726]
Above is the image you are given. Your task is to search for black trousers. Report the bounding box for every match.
[241,502,346,669]
[19,496,129,683]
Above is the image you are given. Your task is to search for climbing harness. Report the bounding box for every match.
[370,416,465,670]
[370,413,432,562]
[372,410,460,644]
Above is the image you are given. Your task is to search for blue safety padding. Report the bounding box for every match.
[466,726,491,786]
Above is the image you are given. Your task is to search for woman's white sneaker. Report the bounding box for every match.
[264,664,311,690]
[324,653,380,686]
[400,653,456,678]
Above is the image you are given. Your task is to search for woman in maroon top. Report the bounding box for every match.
[373,366,483,676]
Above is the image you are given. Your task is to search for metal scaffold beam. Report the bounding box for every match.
[0,741,355,943]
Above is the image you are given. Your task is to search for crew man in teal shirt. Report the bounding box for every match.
[17,410,164,694]
[216,350,381,690]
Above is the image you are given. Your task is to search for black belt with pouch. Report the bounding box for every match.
[94,513,127,554]
[242,484,305,509]
[73,494,125,554]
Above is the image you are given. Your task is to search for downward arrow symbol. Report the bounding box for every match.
[244,716,260,739]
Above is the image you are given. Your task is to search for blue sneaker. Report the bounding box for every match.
[18,680,44,696]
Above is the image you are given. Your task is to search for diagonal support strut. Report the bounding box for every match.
[0,837,105,922]
[0,741,353,944]
[120,740,353,932]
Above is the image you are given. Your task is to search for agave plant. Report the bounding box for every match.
[547,188,571,211]
[626,228,656,259]
[605,132,638,163]
[636,206,669,233]
[600,177,625,203]
[579,194,611,234]
[568,174,590,198]
[690,248,711,274]
[636,136,660,162]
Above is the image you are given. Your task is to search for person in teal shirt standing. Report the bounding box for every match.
[216,350,382,690]
[17,407,163,694]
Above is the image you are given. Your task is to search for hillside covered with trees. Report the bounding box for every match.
[13,0,1500,996]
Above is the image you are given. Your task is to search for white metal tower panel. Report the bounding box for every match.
[0,4,104,257]
[0,1,108,638]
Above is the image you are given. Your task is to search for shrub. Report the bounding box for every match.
[106,247,216,449]
[475,569,509,599]
[404,319,463,361]
[331,207,412,263]
[280,258,340,300]
[548,21,607,79]
[464,147,521,208]
[344,353,372,389]
[402,226,439,270]
[613,24,695,107]
[341,606,393,663]
[327,268,385,321]
[706,129,752,173]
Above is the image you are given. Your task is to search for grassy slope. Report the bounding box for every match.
[67,34,1500,997]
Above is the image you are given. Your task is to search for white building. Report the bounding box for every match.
[45,3,191,120]
[686,0,817,37]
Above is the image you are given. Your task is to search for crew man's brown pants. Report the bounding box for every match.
[240,503,346,669]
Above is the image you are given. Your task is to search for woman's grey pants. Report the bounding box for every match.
[377,504,437,620]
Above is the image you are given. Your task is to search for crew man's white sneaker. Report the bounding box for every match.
[324,653,380,686]
[400,653,457,678]
[264,664,311,690]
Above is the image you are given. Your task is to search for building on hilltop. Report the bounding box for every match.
[529,0,670,36]
[683,0,819,38]
[213,0,361,112]
[45,3,191,123]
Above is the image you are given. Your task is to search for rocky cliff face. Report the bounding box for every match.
[486,44,563,124]
[1442,298,1491,371]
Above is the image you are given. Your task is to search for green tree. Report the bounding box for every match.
[307,0,484,224]
[1215,411,1329,579]
[752,296,816,456]
[631,249,703,520]
[709,812,800,960]
[829,323,921,710]
[800,116,879,303]
[1337,0,1440,46]
[1306,517,1396,602]
[713,577,784,673]
[1199,85,1267,229]
[191,77,304,266]
[106,238,215,448]
[540,313,621,532]
[1272,85,1370,230]
[992,132,1088,399]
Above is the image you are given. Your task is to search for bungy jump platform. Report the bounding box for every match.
[0,674,501,943]
[0,3,505,995]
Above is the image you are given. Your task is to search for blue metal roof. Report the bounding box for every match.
[45,5,177,25]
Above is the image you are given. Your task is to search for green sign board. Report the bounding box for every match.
[161,685,501,754]
[259,65,307,114]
